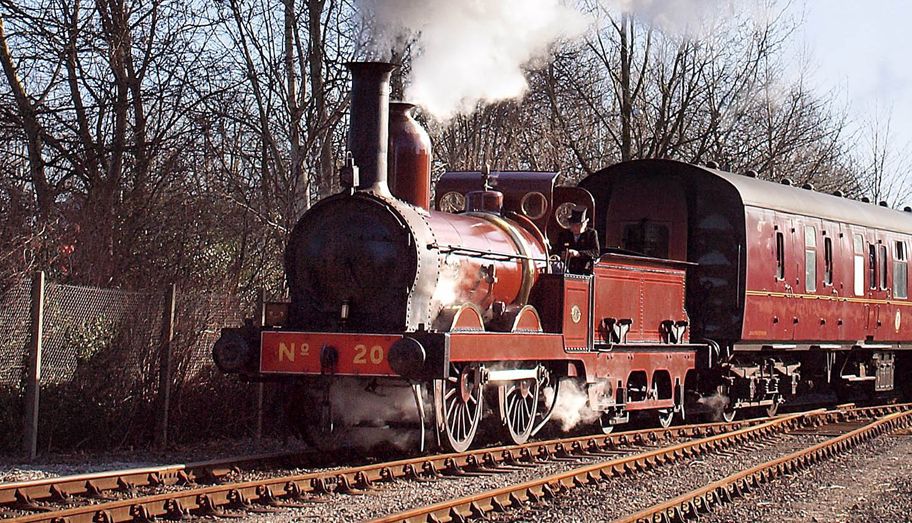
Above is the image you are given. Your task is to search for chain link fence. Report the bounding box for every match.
[0,279,32,451]
[0,275,257,455]
[0,278,31,387]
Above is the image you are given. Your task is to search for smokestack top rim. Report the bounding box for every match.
[345,61,399,74]
[390,100,419,114]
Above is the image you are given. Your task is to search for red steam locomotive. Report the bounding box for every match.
[213,62,911,452]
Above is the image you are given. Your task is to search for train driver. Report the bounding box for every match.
[554,205,600,273]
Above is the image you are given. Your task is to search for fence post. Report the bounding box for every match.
[255,289,266,441]
[22,271,45,460]
[155,283,177,448]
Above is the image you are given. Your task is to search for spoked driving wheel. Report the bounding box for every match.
[499,376,540,445]
[435,363,484,452]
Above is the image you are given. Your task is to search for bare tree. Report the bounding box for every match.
[0,0,215,286]
[855,106,912,206]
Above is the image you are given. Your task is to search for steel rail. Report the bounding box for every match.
[0,449,310,511]
[367,403,912,523]
[5,419,762,523]
[613,408,912,523]
[8,403,907,522]
[369,413,806,523]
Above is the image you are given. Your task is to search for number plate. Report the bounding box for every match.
[259,331,401,376]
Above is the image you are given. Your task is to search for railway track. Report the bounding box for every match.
[0,449,326,511]
[1,418,764,522]
[615,408,912,523]
[3,404,906,522]
[372,403,912,523]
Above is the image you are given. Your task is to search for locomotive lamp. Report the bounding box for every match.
[212,326,256,374]
[339,152,360,189]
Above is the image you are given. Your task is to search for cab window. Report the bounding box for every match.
[623,221,669,259]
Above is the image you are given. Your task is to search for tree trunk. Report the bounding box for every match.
[619,14,633,162]
[0,16,54,220]
[307,0,333,198]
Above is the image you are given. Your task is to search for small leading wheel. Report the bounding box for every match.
[657,408,675,428]
[499,377,540,445]
[436,363,484,452]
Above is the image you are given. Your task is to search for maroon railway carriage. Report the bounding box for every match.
[212,63,701,452]
[582,159,912,417]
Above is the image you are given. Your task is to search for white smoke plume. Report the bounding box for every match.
[697,392,730,420]
[431,257,464,311]
[321,379,426,451]
[603,0,769,39]
[549,379,600,431]
[330,378,421,426]
[356,0,588,120]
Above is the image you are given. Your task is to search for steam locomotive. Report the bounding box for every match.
[213,61,911,452]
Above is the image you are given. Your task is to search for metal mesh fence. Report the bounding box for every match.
[1,275,250,452]
[41,283,163,384]
[173,291,243,380]
[0,278,32,388]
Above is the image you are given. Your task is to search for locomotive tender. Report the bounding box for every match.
[213,61,910,451]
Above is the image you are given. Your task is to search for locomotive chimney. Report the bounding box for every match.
[346,61,397,194]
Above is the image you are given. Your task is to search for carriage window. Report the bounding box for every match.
[895,241,908,299]
[824,237,833,285]
[805,226,816,292]
[853,234,864,296]
[775,232,785,280]
[623,221,669,259]
[869,244,877,290]
[880,244,888,289]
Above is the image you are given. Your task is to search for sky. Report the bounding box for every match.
[786,0,912,150]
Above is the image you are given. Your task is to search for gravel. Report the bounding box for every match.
[496,432,831,522]
[236,443,668,522]
[11,422,909,522]
[0,436,311,483]
[700,431,912,522]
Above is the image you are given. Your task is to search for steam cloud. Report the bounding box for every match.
[322,379,423,451]
[549,379,600,431]
[357,0,588,120]
[604,0,767,38]
[697,392,730,420]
